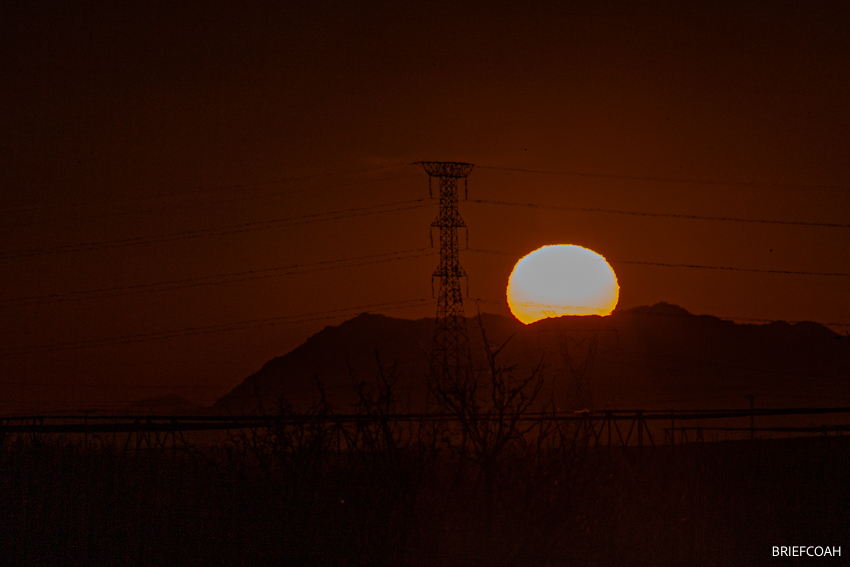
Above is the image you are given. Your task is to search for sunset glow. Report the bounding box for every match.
[507,245,620,324]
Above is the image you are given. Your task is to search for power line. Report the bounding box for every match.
[0,199,432,260]
[5,173,424,229]
[0,298,435,356]
[9,244,843,309]
[466,248,850,277]
[476,164,850,194]
[466,248,515,255]
[617,260,850,277]
[8,159,845,218]
[468,198,850,229]
[10,244,843,311]
[0,162,414,214]
[7,185,844,262]
[1,248,436,307]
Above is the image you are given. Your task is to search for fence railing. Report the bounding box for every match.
[2,407,849,445]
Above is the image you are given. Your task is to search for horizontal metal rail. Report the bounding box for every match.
[674,425,850,433]
[1,406,849,434]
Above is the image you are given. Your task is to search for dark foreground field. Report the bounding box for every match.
[0,428,847,567]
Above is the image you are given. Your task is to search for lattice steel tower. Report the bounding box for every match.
[420,161,474,384]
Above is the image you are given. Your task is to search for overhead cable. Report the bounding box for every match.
[1,248,436,307]
[6,173,423,229]
[475,164,850,194]
[1,162,413,214]
[466,248,850,276]
[0,298,434,356]
[617,260,850,277]
[468,198,850,229]
[0,199,432,260]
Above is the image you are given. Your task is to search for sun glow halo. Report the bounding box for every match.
[506,245,619,325]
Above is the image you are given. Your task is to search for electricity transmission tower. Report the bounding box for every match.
[419,161,474,385]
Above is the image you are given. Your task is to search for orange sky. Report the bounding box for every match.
[1,1,848,412]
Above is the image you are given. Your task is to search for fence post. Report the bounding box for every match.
[637,411,643,456]
[746,395,755,440]
[670,410,675,447]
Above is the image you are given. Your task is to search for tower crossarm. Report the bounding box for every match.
[418,161,474,178]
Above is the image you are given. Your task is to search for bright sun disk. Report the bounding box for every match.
[506,244,619,325]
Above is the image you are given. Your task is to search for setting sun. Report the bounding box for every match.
[506,245,620,324]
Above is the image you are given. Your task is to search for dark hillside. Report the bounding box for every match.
[214,304,850,414]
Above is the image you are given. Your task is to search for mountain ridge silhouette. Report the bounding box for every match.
[213,303,849,414]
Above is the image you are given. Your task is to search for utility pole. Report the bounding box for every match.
[419,161,474,386]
